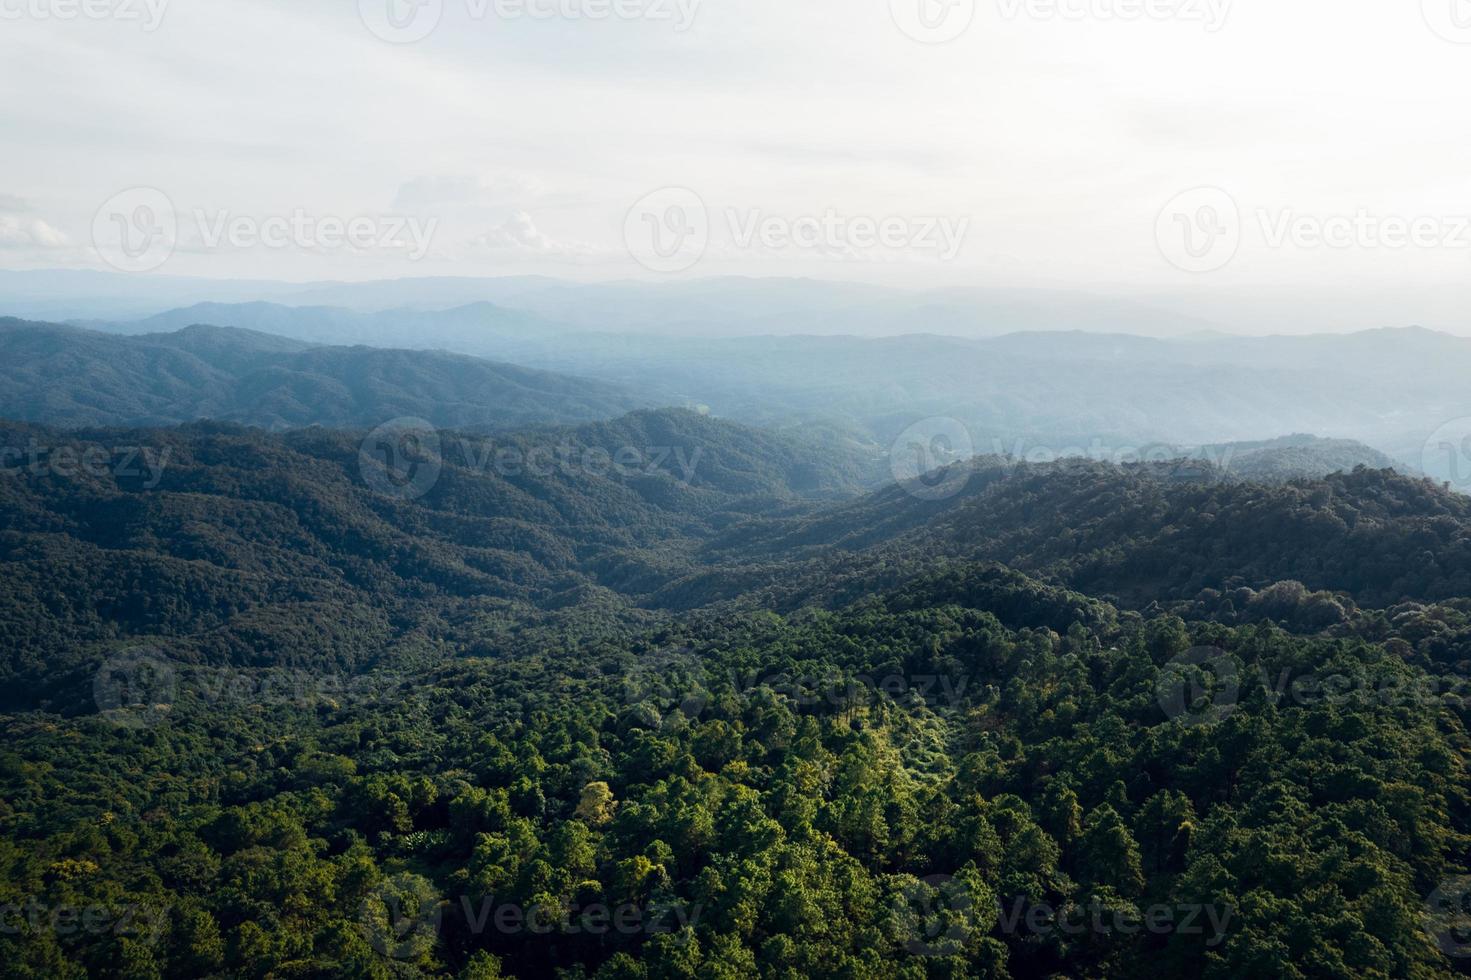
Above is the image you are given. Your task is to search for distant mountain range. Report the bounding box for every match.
[0,315,1427,488]
[6,270,1225,337]
[61,299,1471,474]
[0,318,649,431]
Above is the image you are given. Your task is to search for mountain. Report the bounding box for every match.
[3,415,1470,979]
[76,302,1471,471]
[0,318,649,431]
[690,456,1471,615]
[17,270,1221,337]
[1,414,1463,714]
[0,409,872,707]
[108,299,575,351]
[1209,434,1405,481]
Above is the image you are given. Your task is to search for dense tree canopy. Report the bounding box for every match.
[1,413,1469,978]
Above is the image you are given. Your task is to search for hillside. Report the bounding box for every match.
[80,302,1471,471]
[0,410,871,710]
[687,457,1471,619]
[1209,434,1404,481]
[2,416,1469,979]
[1,415,1466,716]
[0,319,648,431]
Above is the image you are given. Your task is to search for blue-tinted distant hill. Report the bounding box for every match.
[0,318,649,431]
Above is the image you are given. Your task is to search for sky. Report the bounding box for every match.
[4,0,1471,329]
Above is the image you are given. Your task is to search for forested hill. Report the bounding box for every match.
[0,410,870,709]
[0,318,649,430]
[3,412,1471,978]
[0,412,1465,714]
[690,458,1471,613]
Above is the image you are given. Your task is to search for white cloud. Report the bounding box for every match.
[4,0,1471,307]
[468,211,602,259]
[0,215,70,250]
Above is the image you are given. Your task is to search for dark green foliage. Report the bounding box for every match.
[1,413,1470,978]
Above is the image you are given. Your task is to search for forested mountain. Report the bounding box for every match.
[77,300,1471,470]
[2,409,1471,979]
[0,319,648,431]
[1206,435,1404,482]
[0,414,1460,713]
[694,456,1471,614]
[0,410,874,707]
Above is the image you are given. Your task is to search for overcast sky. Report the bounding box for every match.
[5,0,1471,320]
